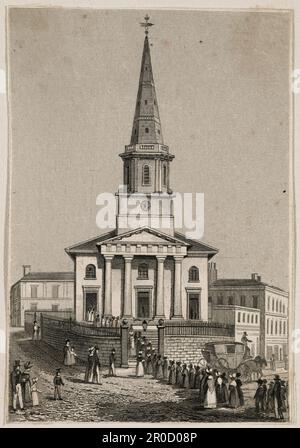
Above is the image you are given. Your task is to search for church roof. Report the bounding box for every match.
[130,34,163,145]
[65,227,218,258]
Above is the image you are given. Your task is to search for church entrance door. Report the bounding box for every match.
[137,291,150,319]
[85,292,97,321]
[188,294,200,320]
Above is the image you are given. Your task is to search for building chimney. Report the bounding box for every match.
[208,262,218,285]
[251,273,260,281]
[23,265,31,276]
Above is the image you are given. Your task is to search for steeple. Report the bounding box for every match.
[130,34,163,145]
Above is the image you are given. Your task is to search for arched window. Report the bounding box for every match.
[142,165,151,185]
[145,127,149,133]
[267,319,269,334]
[85,264,96,279]
[189,266,199,282]
[163,165,167,187]
[283,321,286,334]
[279,320,282,335]
[272,298,275,311]
[267,296,270,310]
[271,320,273,335]
[276,300,278,312]
[283,304,286,314]
[240,295,246,307]
[228,296,234,306]
[279,301,282,313]
[138,263,148,279]
[251,314,254,324]
[275,321,278,335]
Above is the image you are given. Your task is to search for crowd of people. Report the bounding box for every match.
[85,309,120,327]
[133,335,288,419]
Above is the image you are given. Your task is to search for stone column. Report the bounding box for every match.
[104,255,114,317]
[123,255,133,318]
[157,319,165,356]
[155,256,166,319]
[120,319,129,368]
[172,256,183,319]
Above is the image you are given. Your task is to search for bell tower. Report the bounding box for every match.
[116,15,175,235]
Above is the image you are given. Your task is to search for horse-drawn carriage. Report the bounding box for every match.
[199,341,267,382]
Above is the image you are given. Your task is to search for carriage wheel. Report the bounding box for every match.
[238,364,251,382]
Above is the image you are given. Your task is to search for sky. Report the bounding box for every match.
[7,7,291,290]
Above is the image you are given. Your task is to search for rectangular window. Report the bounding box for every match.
[217,295,223,305]
[52,285,59,298]
[255,314,258,324]
[52,304,59,312]
[247,314,250,323]
[240,296,246,307]
[237,312,241,323]
[253,296,258,308]
[30,285,38,298]
[242,313,245,323]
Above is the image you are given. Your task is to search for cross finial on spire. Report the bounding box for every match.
[140,14,154,35]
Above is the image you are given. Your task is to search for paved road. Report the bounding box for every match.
[7,330,288,423]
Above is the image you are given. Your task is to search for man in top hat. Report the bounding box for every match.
[241,332,252,357]
[11,361,24,412]
[254,379,265,413]
[272,374,284,419]
[53,368,64,400]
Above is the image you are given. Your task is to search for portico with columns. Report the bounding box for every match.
[65,16,218,326]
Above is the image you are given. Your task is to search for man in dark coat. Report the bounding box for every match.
[215,372,229,407]
[11,361,24,412]
[254,379,265,413]
[199,369,209,407]
[272,375,284,419]
[21,361,33,405]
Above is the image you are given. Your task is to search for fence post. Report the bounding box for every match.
[120,319,129,368]
[40,313,43,340]
[157,319,165,356]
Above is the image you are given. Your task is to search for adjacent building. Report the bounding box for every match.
[10,265,74,326]
[208,264,288,365]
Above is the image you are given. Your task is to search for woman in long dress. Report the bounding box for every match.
[145,350,153,375]
[32,321,40,341]
[228,375,239,408]
[70,347,77,366]
[156,355,164,380]
[204,375,217,409]
[168,360,176,385]
[136,351,145,377]
[162,356,169,381]
[30,377,41,406]
[216,373,229,407]
[63,340,73,366]
[182,364,190,388]
[176,362,182,387]
[108,348,116,376]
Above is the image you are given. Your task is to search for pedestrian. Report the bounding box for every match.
[254,379,265,413]
[90,307,95,323]
[188,364,195,389]
[70,346,77,366]
[63,339,72,366]
[176,361,183,387]
[216,372,229,407]
[266,380,275,412]
[168,360,176,385]
[129,326,135,357]
[87,307,91,322]
[262,379,268,410]
[32,320,40,341]
[235,372,244,406]
[194,366,202,390]
[272,375,284,420]
[199,369,209,407]
[155,355,164,380]
[181,364,189,388]
[151,349,157,377]
[281,380,287,413]
[92,345,101,384]
[140,341,146,359]
[30,377,41,406]
[162,356,169,381]
[85,347,94,383]
[228,374,239,408]
[53,368,64,400]
[145,350,153,375]
[101,315,106,327]
[204,375,217,409]
[95,314,101,326]
[136,351,145,377]
[11,361,24,413]
[108,348,116,376]
[21,361,33,405]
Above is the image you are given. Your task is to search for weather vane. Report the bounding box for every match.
[140,14,154,35]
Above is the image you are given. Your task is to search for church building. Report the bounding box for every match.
[65,21,218,325]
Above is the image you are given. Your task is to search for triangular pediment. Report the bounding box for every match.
[97,227,188,246]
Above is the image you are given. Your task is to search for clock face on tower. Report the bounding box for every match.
[140,199,151,211]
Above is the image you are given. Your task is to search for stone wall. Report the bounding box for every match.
[164,335,234,364]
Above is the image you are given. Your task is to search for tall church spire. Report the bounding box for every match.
[130,18,163,145]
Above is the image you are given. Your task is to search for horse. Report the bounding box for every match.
[237,355,268,382]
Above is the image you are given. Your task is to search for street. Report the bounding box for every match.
[7,329,288,423]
